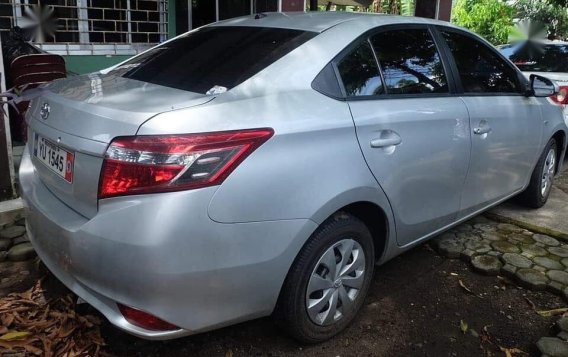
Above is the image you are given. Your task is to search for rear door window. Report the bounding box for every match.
[111,26,316,94]
[337,41,384,97]
[370,29,449,95]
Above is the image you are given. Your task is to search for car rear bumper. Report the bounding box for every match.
[19,146,317,339]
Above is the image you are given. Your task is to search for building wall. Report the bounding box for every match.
[63,54,130,74]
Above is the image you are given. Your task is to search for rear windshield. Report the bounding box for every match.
[111,26,316,94]
[500,42,568,72]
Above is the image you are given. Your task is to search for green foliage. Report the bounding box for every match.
[514,0,568,40]
[452,0,515,45]
[400,0,415,16]
[548,0,568,7]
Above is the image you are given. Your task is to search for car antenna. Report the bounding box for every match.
[254,13,267,19]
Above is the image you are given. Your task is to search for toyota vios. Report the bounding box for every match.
[20,12,568,343]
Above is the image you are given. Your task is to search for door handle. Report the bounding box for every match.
[473,127,492,135]
[370,132,402,148]
[473,120,492,135]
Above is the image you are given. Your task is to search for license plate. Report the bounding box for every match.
[34,134,74,183]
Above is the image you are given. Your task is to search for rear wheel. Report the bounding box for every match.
[518,138,557,208]
[274,212,374,343]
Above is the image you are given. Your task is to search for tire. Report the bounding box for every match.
[274,212,375,344]
[518,138,558,208]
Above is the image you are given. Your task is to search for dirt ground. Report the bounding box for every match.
[2,224,565,357]
[94,243,563,357]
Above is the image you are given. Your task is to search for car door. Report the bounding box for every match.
[340,26,471,246]
[436,28,544,218]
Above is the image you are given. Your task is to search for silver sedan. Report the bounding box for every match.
[20,12,568,343]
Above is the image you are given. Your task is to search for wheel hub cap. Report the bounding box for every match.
[305,239,366,326]
[541,148,556,197]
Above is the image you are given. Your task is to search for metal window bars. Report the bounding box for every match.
[0,0,168,53]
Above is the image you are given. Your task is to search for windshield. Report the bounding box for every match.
[110,26,316,94]
[500,42,568,73]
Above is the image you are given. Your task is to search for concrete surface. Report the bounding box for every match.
[488,159,568,240]
[0,198,24,227]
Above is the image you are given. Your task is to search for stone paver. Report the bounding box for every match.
[537,337,568,357]
[535,256,565,270]
[497,223,523,233]
[548,270,568,285]
[516,268,549,290]
[471,255,502,275]
[0,225,25,239]
[549,247,568,258]
[432,217,568,297]
[481,232,502,241]
[521,244,549,258]
[534,234,561,247]
[491,241,520,254]
[0,238,11,251]
[501,253,532,269]
[7,242,36,262]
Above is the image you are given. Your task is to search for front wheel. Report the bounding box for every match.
[518,138,557,208]
[274,212,375,343]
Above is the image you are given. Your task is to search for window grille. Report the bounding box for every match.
[0,0,168,50]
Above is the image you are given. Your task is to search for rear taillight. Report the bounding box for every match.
[117,304,179,331]
[551,86,568,105]
[98,128,274,199]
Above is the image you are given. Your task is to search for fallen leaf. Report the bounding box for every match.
[499,346,528,357]
[536,308,568,317]
[225,349,233,357]
[460,319,468,334]
[0,331,32,340]
[459,280,473,294]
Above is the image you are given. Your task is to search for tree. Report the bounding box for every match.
[513,0,568,40]
[452,0,515,45]
[370,0,415,16]
[548,0,568,7]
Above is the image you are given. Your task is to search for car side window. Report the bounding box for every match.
[440,30,522,94]
[370,29,449,95]
[337,41,384,97]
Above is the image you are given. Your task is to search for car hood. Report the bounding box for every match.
[29,72,214,143]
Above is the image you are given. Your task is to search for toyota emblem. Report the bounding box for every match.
[40,103,50,120]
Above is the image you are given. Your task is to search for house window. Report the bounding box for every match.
[2,0,168,46]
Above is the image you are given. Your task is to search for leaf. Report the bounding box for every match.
[536,308,568,317]
[499,346,528,357]
[0,330,32,340]
[225,349,233,357]
[460,319,468,334]
[459,279,473,294]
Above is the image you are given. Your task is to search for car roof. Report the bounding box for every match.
[210,11,457,33]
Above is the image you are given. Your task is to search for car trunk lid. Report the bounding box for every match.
[27,74,214,219]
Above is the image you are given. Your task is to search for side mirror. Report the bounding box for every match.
[529,74,560,97]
